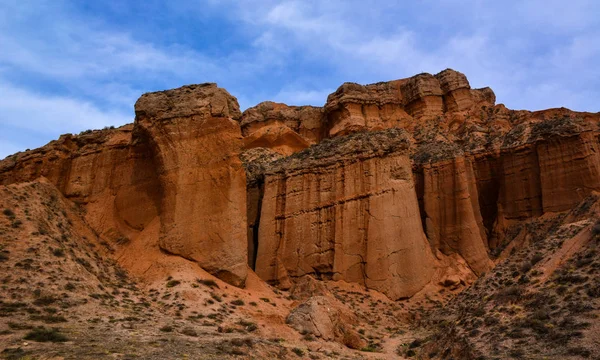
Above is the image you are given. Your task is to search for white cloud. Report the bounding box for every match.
[0,81,130,137]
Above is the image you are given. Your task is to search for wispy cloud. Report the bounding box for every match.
[0,82,130,134]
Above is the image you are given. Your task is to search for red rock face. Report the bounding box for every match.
[322,69,496,139]
[417,156,493,275]
[1,69,600,300]
[254,130,437,300]
[133,83,249,286]
[537,132,600,212]
[0,127,161,241]
[240,101,322,155]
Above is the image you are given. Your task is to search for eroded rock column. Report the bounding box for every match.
[133,83,248,286]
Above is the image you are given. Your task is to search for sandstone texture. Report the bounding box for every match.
[133,83,248,286]
[286,295,366,349]
[253,129,437,300]
[1,69,600,304]
[241,101,323,143]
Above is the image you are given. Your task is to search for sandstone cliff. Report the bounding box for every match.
[1,69,600,301]
[133,83,248,286]
[252,129,437,300]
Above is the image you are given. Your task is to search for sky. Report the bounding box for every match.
[1,0,599,159]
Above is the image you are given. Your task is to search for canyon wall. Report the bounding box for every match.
[254,130,437,300]
[1,69,600,298]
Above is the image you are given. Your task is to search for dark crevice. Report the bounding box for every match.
[247,181,264,271]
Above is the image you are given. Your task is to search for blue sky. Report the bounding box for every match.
[1,0,599,159]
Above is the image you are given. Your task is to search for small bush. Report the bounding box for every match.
[24,327,68,342]
[52,248,65,257]
[3,209,15,218]
[291,348,304,357]
[64,283,76,291]
[197,279,219,288]
[520,262,532,274]
[231,299,245,306]
[238,320,257,332]
[495,286,523,304]
[361,345,379,352]
[409,339,423,349]
[166,280,181,288]
[531,253,544,265]
[159,325,173,332]
[181,327,197,337]
[33,296,57,307]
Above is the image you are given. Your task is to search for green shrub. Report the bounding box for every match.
[33,296,57,307]
[166,280,180,288]
[24,327,68,342]
[159,325,173,332]
[52,248,65,257]
[3,209,14,218]
[197,279,219,288]
[181,327,197,337]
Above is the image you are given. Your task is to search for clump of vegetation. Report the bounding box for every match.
[180,327,197,337]
[3,208,15,218]
[24,327,68,342]
[197,278,219,288]
[230,299,245,306]
[159,325,173,332]
[52,248,65,257]
[166,280,181,288]
[33,296,57,307]
[291,348,304,357]
[238,320,257,332]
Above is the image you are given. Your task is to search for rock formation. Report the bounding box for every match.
[240,101,322,155]
[286,295,366,349]
[253,129,437,300]
[1,68,600,302]
[133,83,248,286]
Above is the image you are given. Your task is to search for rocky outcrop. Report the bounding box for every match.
[415,155,493,275]
[240,102,323,154]
[133,83,248,286]
[242,123,311,156]
[254,129,437,300]
[286,295,366,349]
[0,126,161,241]
[323,69,496,138]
